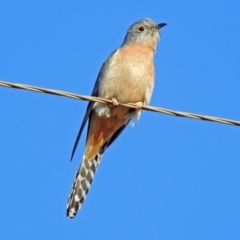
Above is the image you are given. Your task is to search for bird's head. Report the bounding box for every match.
[122,18,166,51]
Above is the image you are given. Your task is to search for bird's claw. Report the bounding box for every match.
[135,102,143,110]
[111,98,119,107]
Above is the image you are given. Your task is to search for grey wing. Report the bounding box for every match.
[70,68,100,160]
[70,50,117,160]
[70,101,94,160]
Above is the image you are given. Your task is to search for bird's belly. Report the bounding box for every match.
[100,65,154,104]
[84,107,129,160]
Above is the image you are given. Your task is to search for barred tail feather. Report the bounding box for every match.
[67,152,102,218]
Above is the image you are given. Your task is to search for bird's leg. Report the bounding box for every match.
[111,98,119,107]
[135,101,143,110]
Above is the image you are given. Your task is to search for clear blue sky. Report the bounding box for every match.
[1,1,240,239]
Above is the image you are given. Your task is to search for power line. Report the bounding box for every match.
[1,80,240,127]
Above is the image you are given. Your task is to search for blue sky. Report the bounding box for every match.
[1,1,240,239]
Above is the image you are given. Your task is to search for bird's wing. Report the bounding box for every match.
[70,50,117,160]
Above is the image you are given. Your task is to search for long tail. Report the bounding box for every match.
[66,152,103,218]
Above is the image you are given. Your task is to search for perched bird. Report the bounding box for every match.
[67,18,166,218]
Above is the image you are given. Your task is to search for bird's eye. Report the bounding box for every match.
[138,26,145,32]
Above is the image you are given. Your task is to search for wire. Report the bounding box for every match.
[1,80,240,127]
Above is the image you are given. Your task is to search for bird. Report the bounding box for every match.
[66,18,166,218]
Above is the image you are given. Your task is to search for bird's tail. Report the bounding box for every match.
[66,152,103,218]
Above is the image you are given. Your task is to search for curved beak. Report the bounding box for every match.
[157,23,167,30]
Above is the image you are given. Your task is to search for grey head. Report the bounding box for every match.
[122,18,166,50]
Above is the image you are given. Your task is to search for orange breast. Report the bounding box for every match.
[100,42,155,104]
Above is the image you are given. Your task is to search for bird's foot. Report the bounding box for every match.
[135,101,143,110]
[111,98,119,107]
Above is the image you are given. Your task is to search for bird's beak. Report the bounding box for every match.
[157,23,167,30]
